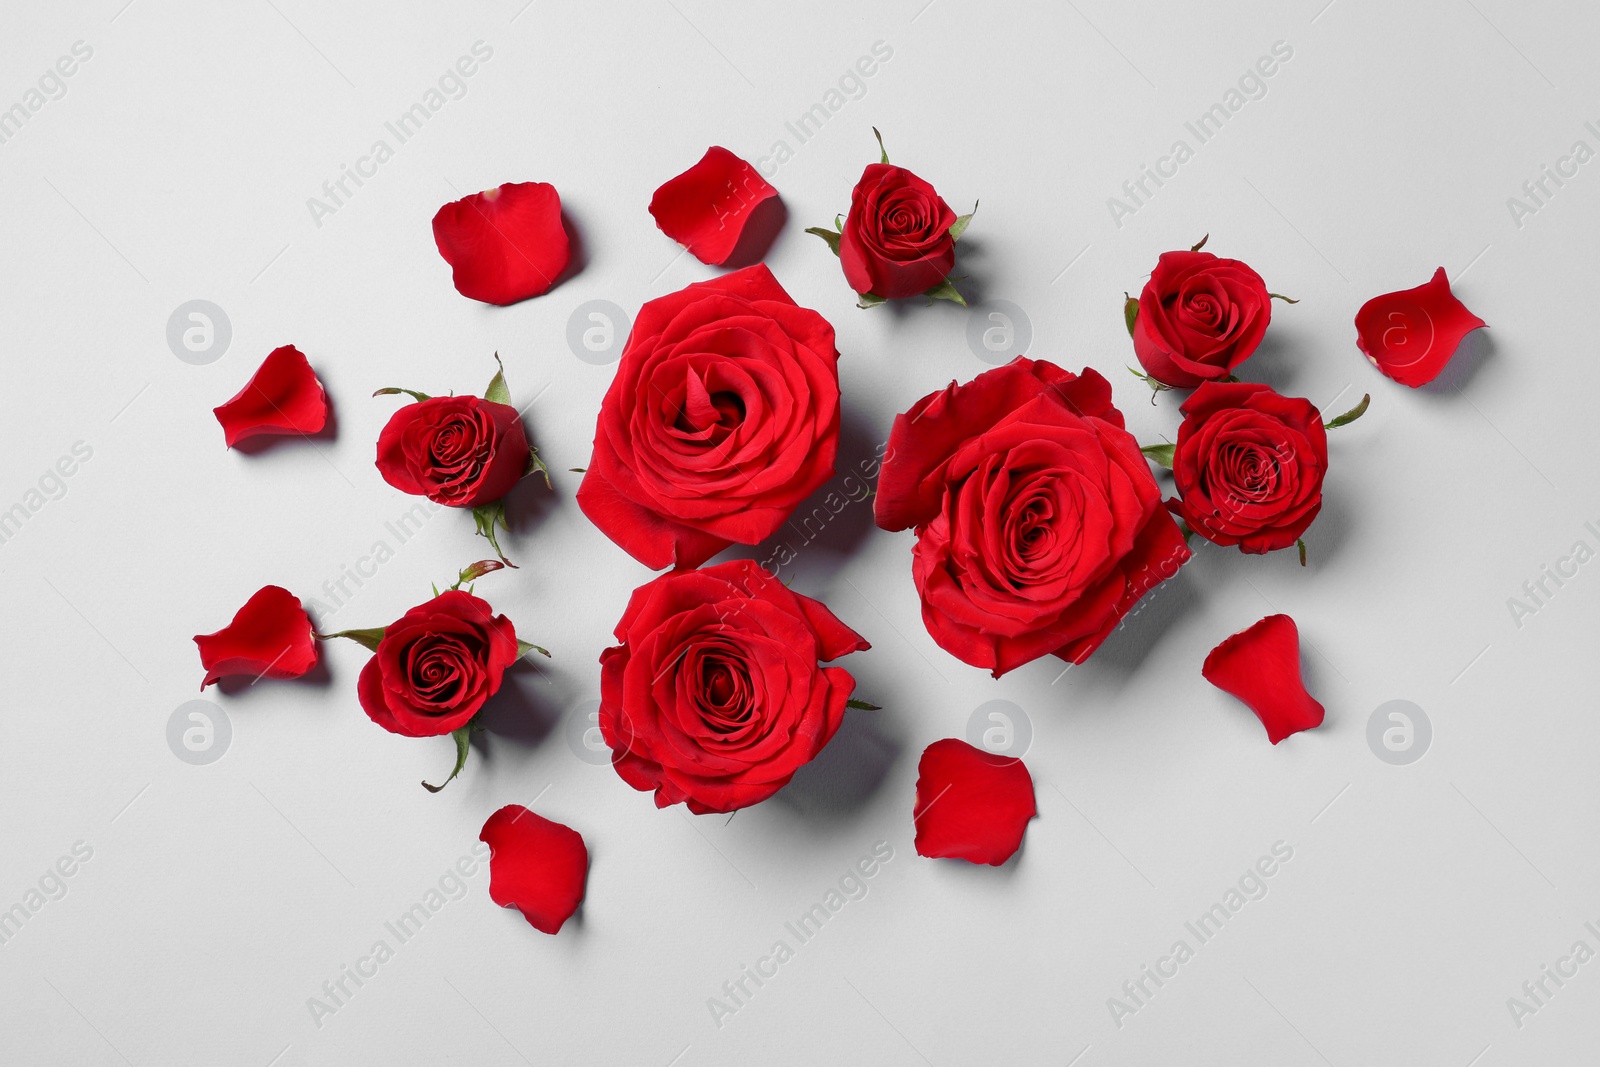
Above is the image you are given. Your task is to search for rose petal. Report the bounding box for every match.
[913,738,1036,865]
[212,345,328,448]
[193,585,317,688]
[649,146,778,266]
[479,805,588,935]
[1202,614,1325,744]
[1355,267,1486,388]
[432,182,570,305]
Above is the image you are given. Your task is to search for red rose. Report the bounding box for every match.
[649,146,778,266]
[875,357,1191,677]
[376,395,531,508]
[577,265,841,570]
[1355,267,1486,388]
[839,162,957,300]
[356,590,519,738]
[431,182,569,305]
[194,585,318,688]
[599,560,870,814]
[1132,249,1272,388]
[213,345,328,447]
[1169,381,1327,554]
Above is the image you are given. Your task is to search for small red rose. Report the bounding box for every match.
[913,738,1036,866]
[578,265,841,571]
[599,559,870,814]
[1169,381,1328,554]
[1203,614,1325,744]
[194,585,318,688]
[1129,244,1274,389]
[649,146,778,266]
[480,805,588,935]
[432,182,570,305]
[1355,267,1486,388]
[213,345,328,447]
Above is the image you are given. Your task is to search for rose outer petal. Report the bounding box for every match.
[213,345,328,448]
[193,585,317,688]
[913,738,1036,866]
[432,182,570,305]
[649,146,777,266]
[1355,267,1486,388]
[479,805,588,935]
[1202,614,1325,744]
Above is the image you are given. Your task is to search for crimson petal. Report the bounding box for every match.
[193,585,317,688]
[649,146,777,266]
[1355,267,1486,388]
[913,738,1036,865]
[1202,614,1325,744]
[213,345,328,447]
[479,805,588,935]
[432,182,570,305]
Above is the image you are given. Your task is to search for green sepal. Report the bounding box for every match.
[1191,234,1209,252]
[472,501,516,567]
[872,127,889,164]
[373,387,430,403]
[422,723,476,793]
[1123,293,1140,338]
[1269,293,1299,304]
[484,352,511,406]
[805,227,842,257]
[1324,393,1370,429]
[924,278,967,307]
[1140,443,1175,468]
[569,467,586,473]
[525,447,552,490]
[450,559,505,591]
[949,201,978,242]
[1296,538,1308,567]
[318,626,386,652]
[517,639,551,659]
[846,698,881,711]
[856,291,888,310]
[1126,365,1172,402]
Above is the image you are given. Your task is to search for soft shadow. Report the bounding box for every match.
[773,709,899,821]
[720,195,787,270]
[759,406,884,580]
[1052,567,1199,696]
[551,208,588,291]
[1419,328,1493,396]
[213,656,333,697]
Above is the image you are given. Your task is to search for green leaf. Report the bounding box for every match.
[872,126,889,164]
[517,639,551,659]
[421,724,475,793]
[1297,538,1308,567]
[1324,393,1370,429]
[1123,293,1139,339]
[1269,293,1299,304]
[846,698,881,711]
[949,200,978,242]
[319,626,386,652]
[1140,443,1175,468]
[856,291,888,310]
[924,278,967,307]
[525,447,552,490]
[483,352,511,406]
[373,387,430,403]
[834,214,844,232]
[472,502,516,567]
[1191,233,1209,252]
[568,467,587,473]
[805,226,842,257]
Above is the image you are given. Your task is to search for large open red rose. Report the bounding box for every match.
[876,357,1191,676]
[577,265,841,571]
[598,559,869,814]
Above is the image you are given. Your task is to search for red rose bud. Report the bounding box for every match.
[1355,267,1486,388]
[376,395,531,509]
[875,357,1191,676]
[1131,249,1273,388]
[1203,614,1325,744]
[913,738,1036,866]
[480,805,588,935]
[432,182,569,305]
[355,590,519,738]
[577,265,841,570]
[212,345,328,447]
[194,585,318,688]
[649,146,778,266]
[599,560,870,814]
[1169,382,1328,554]
[840,162,958,300]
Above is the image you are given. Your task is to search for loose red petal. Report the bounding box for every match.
[193,585,317,688]
[649,146,777,266]
[1355,267,1486,388]
[1202,614,1325,744]
[479,805,588,935]
[913,738,1036,865]
[432,182,570,305]
[212,345,328,447]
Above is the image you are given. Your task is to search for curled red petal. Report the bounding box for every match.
[1355,267,1486,388]
[1202,614,1325,744]
[432,182,570,305]
[479,805,588,935]
[649,146,777,266]
[193,585,317,688]
[913,738,1036,865]
[212,345,328,448]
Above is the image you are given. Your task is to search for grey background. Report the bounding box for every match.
[0,0,1593,1064]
